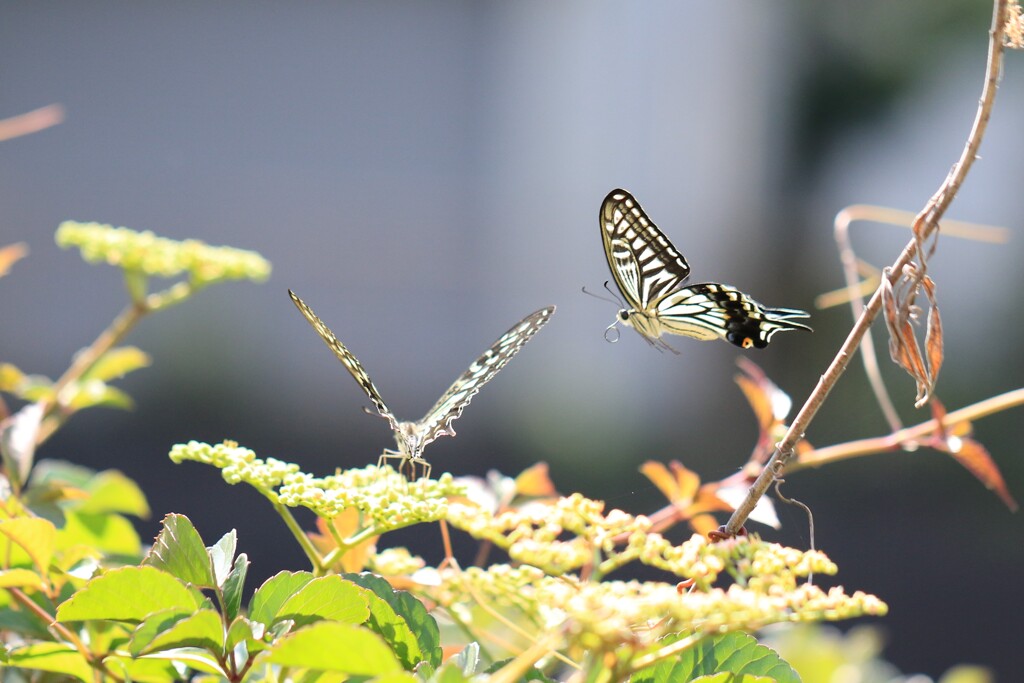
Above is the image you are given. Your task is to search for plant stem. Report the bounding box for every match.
[722,0,1008,536]
[37,301,150,445]
[790,386,1024,471]
[270,498,325,574]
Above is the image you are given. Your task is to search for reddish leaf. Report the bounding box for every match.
[514,462,557,498]
[0,243,28,278]
[945,437,1018,511]
[640,460,698,505]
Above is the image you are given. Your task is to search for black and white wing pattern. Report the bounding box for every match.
[599,189,810,350]
[288,290,401,433]
[600,189,691,312]
[289,289,554,478]
[416,306,555,448]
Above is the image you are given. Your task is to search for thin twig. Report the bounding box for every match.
[37,302,150,445]
[723,0,1008,537]
[790,386,1024,471]
[0,104,64,143]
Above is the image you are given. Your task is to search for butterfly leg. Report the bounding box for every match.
[376,450,432,482]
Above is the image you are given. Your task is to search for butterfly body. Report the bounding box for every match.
[289,289,554,479]
[600,189,810,350]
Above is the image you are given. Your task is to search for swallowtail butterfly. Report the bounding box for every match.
[289,290,554,479]
[599,189,810,351]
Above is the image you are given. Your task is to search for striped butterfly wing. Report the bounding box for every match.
[415,306,555,448]
[656,284,811,349]
[288,289,401,432]
[600,189,691,310]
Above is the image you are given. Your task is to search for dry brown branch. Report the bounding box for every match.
[721,0,1010,537]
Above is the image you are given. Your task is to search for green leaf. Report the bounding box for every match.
[0,517,56,574]
[5,642,93,682]
[67,379,135,410]
[693,674,777,683]
[128,608,194,655]
[343,572,442,670]
[143,513,216,588]
[248,571,315,627]
[433,662,475,683]
[56,566,203,623]
[208,529,237,587]
[226,616,258,652]
[82,346,151,382]
[78,469,151,518]
[632,632,799,683]
[278,575,369,628]
[267,622,402,675]
[99,653,183,683]
[135,608,224,656]
[223,552,249,622]
[484,659,556,682]
[355,584,424,670]
[369,673,420,683]
[0,568,46,590]
[0,362,26,392]
[58,510,142,557]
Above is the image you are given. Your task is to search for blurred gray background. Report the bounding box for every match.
[2,2,1022,678]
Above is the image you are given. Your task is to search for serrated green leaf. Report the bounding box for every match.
[82,346,151,382]
[136,608,224,657]
[0,517,55,574]
[278,575,368,628]
[693,674,777,683]
[226,616,255,652]
[370,673,420,683]
[112,648,226,677]
[78,469,151,518]
[0,568,46,589]
[355,584,424,670]
[223,552,249,622]
[100,653,183,683]
[632,632,799,683]
[56,566,203,623]
[143,514,216,588]
[249,571,315,627]
[129,608,194,655]
[267,622,402,674]
[343,572,442,669]
[208,530,237,587]
[5,642,93,682]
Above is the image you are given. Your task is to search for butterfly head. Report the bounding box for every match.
[393,421,425,459]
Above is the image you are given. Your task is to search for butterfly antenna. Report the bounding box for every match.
[581,282,623,307]
[602,280,625,308]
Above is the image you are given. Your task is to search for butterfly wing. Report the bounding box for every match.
[288,289,401,431]
[600,189,691,309]
[415,306,555,448]
[656,284,811,349]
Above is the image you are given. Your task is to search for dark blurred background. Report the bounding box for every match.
[2,2,1022,679]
